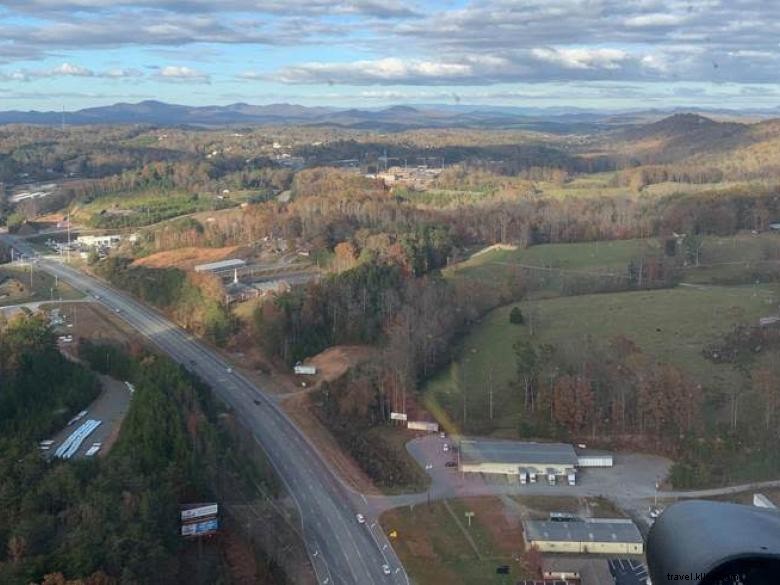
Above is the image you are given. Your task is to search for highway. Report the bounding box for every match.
[1,234,409,585]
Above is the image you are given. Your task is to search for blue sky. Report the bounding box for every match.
[1,0,780,111]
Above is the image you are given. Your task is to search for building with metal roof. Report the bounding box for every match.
[193,258,246,273]
[458,439,578,477]
[523,519,644,555]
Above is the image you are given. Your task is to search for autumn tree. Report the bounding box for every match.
[552,375,594,435]
[333,241,358,273]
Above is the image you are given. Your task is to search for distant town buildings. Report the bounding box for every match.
[372,165,443,190]
[76,234,123,249]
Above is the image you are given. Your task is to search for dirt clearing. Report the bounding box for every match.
[307,345,377,383]
[133,246,246,270]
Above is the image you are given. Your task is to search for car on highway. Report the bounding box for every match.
[226,367,233,374]
[445,461,457,468]
[253,399,261,406]
[382,564,391,576]
[356,513,365,524]
[649,506,663,519]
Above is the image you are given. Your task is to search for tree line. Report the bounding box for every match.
[0,318,278,584]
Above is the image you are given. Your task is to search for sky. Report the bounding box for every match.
[0,0,780,111]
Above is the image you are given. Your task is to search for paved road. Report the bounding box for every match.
[1,236,407,585]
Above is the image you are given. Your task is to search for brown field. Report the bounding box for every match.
[132,245,246,270]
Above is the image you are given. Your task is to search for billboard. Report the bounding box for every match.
[390,412,408,421]
[181,504,218,521]
[407,420,439,432]
[181,518,219,537]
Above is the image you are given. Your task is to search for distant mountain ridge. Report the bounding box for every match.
[0,100,777,131]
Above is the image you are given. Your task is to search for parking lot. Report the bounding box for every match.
[608,558,649,585]
[406,435,668,497]
[44,374,133,459]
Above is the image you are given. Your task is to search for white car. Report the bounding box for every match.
[382,564,391,576]
[356,513,365,524]
[226,367,233,374]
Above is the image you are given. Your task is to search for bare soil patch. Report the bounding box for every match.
[307,344,377,383]
[133,246,245,270]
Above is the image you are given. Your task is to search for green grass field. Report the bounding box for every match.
[446,233,780,298]
[423,283,780,437]
[381,497,532,585]
[0,264,82,307]
[72,190,248,228]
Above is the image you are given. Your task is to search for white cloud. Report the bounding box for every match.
[0,61,145,81]
[531,47,629,70]
[276,57,481,84]
[728,49,776,59]
[102,67,143,78]
[157,65,210,82]
[624,13,686,28]
[51,62,93,76]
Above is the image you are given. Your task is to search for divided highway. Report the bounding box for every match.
[2,236,409,585]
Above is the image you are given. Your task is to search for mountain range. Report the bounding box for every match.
[0,100,778,131]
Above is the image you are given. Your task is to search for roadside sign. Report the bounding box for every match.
[181,503,218,521]
[181,518,219,537]
[407,420,439,432]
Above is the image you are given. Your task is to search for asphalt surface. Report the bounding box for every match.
[47,374,133,459]
[2,235,407,585]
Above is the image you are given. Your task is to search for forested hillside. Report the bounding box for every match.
[0,317,277,585]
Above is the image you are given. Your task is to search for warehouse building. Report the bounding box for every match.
[459,439,578,477]
[523,518,644,555]
[76,234,123,249]
[194,258,246,273]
